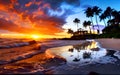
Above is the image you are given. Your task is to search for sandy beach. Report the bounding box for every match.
[0,38,120,74]
[46,39,120,74]
[95,38,120,50]
[42,38,120,74]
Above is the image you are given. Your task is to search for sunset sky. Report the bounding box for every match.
[0,0,120,38]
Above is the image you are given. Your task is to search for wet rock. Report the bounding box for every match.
[49,57,66,63]
[73,58,80,62]
[32,44,41,50]
[42,57,66,68]
[83,52,91,59]
[88,71,100,75]
[28,40,37,45]
[91,47,99,51]
[106,50,116,56]
[68,48,74,52]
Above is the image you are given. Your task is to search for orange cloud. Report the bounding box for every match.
[0,0,77,37]
[25,2,33,7]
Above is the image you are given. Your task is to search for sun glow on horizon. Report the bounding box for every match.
[0,32,71,39]
[31,35,40,39]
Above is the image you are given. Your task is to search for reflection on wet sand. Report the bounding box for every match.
[47,40,118,66]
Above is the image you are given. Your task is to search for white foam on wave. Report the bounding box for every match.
[86,39,95,42]
[0,42,30,49]
[0,50,42,65]
[114,51,120,59]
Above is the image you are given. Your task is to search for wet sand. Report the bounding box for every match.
[0,40,85,74]
[53,62,120,74]
[1,39,120,74]
[19,39,120,74]
[47,39,120,74]
[95,38,120,50]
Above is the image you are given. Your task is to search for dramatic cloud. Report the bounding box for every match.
[0,0,81,35]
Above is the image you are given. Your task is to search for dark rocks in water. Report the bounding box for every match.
[73,58,80,62]
[106,50,116,56]
[44,57,67,68]
[32,44,41,50]
[91,47,99,51]
[106,50,119,60]
[49,57,66,63]
[83,52,91,59]
[68,48,74,52]
[88,71,100,75]
[28,40,37,45]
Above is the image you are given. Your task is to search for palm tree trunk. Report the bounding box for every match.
[89,26,91,34]
[103,19,107,27]
[90,17,94,34]
[110,16,112,20]
[77,23,79,31]
[95,15,100,34]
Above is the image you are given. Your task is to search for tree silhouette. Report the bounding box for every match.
[83,21,92,34]
[111,10,120,25]
[85,7,94,33]
[67,29,74,35]
[99,13,107,27]
[93,6,102,34]
[73,18,80,31]
[104,7,113,21]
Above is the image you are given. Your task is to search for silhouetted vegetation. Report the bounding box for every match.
[73,18,80,31]
[64,6,120,40]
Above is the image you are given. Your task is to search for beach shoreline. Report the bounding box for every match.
[0,38,120,74]
[45,38,120,74]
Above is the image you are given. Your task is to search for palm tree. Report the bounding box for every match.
[107,19,115,26]
[73,18,80,31]
[99,13,107,27]
[78,28,84,35]
[83,21,88,28]
[93,6,102,34]
[87,21,92,34]
[104,7,113,20]
[83,21,92,34]
[84,7,94,33]
[67,29,74,35]
[111,10,120,25]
